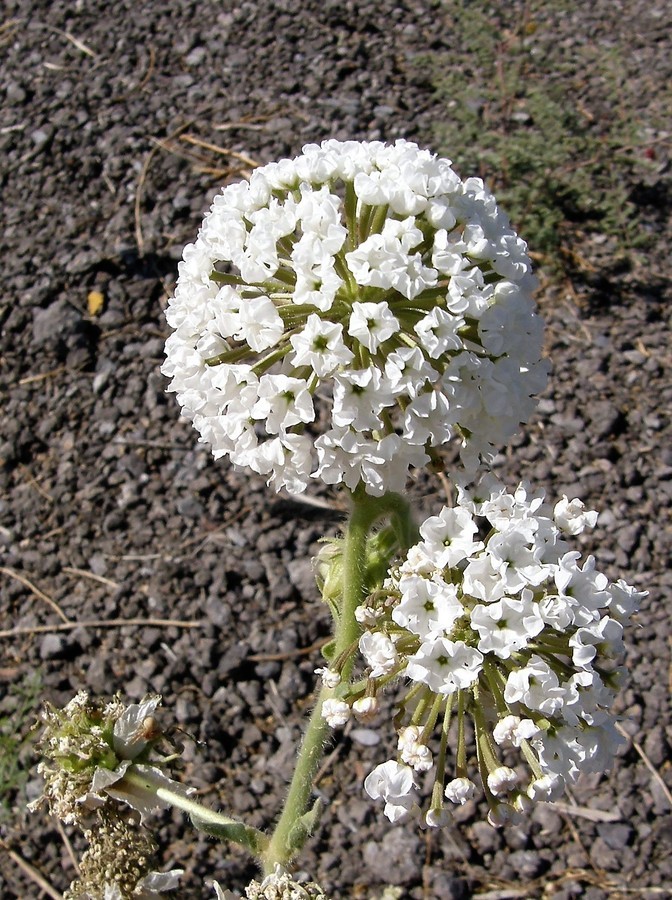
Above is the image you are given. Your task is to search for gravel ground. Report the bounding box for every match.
[1,1,671,898]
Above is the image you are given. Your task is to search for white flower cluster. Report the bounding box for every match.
[347,480,644,825]
[163,140,548,495]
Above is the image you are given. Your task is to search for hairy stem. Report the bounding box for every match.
[261,488,416,873]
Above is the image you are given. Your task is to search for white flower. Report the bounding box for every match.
[569,617,624,668]
[88,762,195,825]
[137,869,184,896]
[493,715,540,747]
[470,593,545,659]
[384,347,438,398]
[487,766,518,796]
[462,554,507,604]
[30,693,194,828]
[353,697,379,721]
[397,726,433,772]
[332,368,394,430]
[112,695,161,760]
[487,803,522,828]
[359,631,398,677]
[405,637,483,694]
[414,308,464,358]
[314,667,341,689]
[553,496,599,535]
[357,483,640,827]
[418,506,482,567]
[215,865,329,899]
[347,301,400,351]
[252,374,315,434]
[392,575,464,638]
[321,699,351,728]
[444,777,476,805]
[527,773,564,801]
[607,579,646,621]
[235,295,284,352]
[555,553,610,626]
[364,760,417,823]
[289,314,354,376]
[355,604,382,627]
[425,806,452,828]
[504,657,565,716]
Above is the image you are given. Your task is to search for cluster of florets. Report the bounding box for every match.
[63,811,182,900]
[31,693,185,896]
[30,692,190,826]
[29,691,185,900]
[163,139,548,495]
[214,865,329,900]
[319,480,644,826]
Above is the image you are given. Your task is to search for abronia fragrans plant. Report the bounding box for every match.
[30,140,642,899]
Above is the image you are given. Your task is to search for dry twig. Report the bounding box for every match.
[247,637,331,663]
[179,134,260,169]
[54,818,80,876]
[0,567,69,623]
[17,366,69,386]
[0,617,201,639]
[616,721,672,808]
[544,799,621,823]
[61,566,119,589]
[28,21,96,57]
[0,839,63,900]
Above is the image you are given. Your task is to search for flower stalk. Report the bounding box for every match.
[262,488,416,873]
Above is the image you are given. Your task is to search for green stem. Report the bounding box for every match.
[261,488,416,874]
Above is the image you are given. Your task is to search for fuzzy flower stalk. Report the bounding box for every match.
[162,139,548,495]
[328,480,645,827]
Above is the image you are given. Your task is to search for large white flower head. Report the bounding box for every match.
[349,479,644,826]
[163,140,549,495]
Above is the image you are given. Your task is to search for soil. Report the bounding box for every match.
[1,1,671,898]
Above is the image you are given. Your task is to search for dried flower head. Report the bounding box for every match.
[63,810,182,899]
[163,140,548,495]
[30,692,191,825]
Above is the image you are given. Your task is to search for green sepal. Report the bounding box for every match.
[363,525,400,591]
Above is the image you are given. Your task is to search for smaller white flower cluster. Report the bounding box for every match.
[333,480,644,825]
[163,139,549,495]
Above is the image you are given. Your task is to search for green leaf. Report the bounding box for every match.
[285,798,323,856]
[321,640,336,662]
